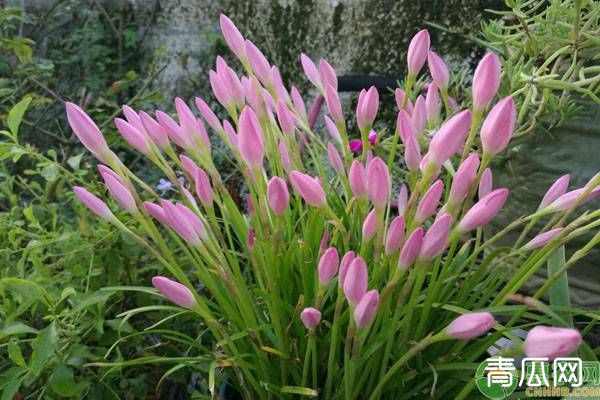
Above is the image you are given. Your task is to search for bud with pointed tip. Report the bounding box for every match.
[343,256,368,306]
[291,86,307,118]
[175,98,211,153]
[324,84,343,123]
[267,176,290,215]
[523,228,564,250]
[425,82,441,125]
[319,59,338,90]
[539,174,570,210]
[394,88,414,113]
[140,111,170,149]
[481,97,516,155]
[397,110,421,171]
[362,209,377,241]
[289,171,326,208]
[427,51,449,89]
[300,53,321,89]
[385,216,405,255]
[220,14,246,60]
[195,168,213,206]
[397,185,409,215]
[366,157,390,209]
[354,289,379,328]
[472,52,501,110]
[278,141,291,171]
[415,180,444,223]
[428,110,472,167]
[339,251,356,287]
[300,307,321,329]
[327,143,344,175]
[449,154,480,205]
[152,276,196,308]
[144,201,170,226]
[356,86,379,131]
[412,95,426,134]
[457,189,509,232]
[407,29,430,76]
[478,168,493,199]
[318,247,340,285]
[195,97,223,133]
[524,326,582,360]
[238,107,265,169]
[545,187,600,213]
[349,161,368,199]
[446,312,495,339]
[276,100,295,135]
[73,186,115,220]
[65,102,111,161]
[101,172,137,213]
[398,227,423,269]
[419,213,452,260]
[245,40,272,85]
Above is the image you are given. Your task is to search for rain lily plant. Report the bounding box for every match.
[68,15,600,399]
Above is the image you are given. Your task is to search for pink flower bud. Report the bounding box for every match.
[407,29,430,76]
[394,88,414,113]
[161,200,206,246]
[318,247,340,285]
[419,213,452,260]
[472,52,501,110]
[356,86,379,131]
[73,186,115,220]
[245,40,272,85]
[412,95,426,134]
[524,326,582,360]
[324,115,341,144]
[415,180,444,223]
[398,227,423,269]
[195,168,213,206]
[343,256,368,306]
[427,51,450,89]
[327,143,344,175]
[194,97,223,133]
[546,187,600,212]
[349,140,363,153]
[397,110,421,171]
[339,251,356,287]
[539,174,570,210]
[290,86,307,118]
[397,185,409,215]
[457,188,509,232]
[179,154,199,178]
[349,161,368,199]
[523,228,563,250]
[114,118,151,154]
[478,168,493,199]
[428,110,472,167]
[368,130,377,145]
[289,171,326,208]
[278,141,291,171]
[219,14,246,60]
[446,312,495,339]
[101,172,137,213]
[209,69,232,108]
[300,53,321,88]
[319,229,330,254]
[261,88,276,115]
[139,111,170,149]
[226,67,246,108]
[324,84,343,123]
[152,276,196,308]
[144,201,170,226]
[276,100,295,135]
[425,82,441,125]
[223,120,238,148]
[449,154,480,205]
[319,59,338,91]
[354,289,379,328]
[175,98,211,153]
[300,307,321,329]
[385,216,405,255]
[480,97,516,155]
[366,157,390,209]
[267,176,290,215]
[238,107,265,169]
[65,102,110,161]
[271,66,289,101]
[362,209,377,241]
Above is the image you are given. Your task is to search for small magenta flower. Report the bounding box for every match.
[319,59,338,90]
[327,143,344,175]
[539,174,570,210]
[318,247,340,285]
[427,109,472,167]
[407,29,430,76]
[289,171,326,208]
[152,276,197,308]
[195,168,213,206]
[523,228,564,250]
[457,188,509,233]
[339,251,356,287]
[478,168,493,199]
[73,186,115,221]
[472,52,501,110]
[449,154,480,205]
[267,176,290,215]
[66,102,111,161]
[412,95,426,134]
[220,14,246,60]
[524,326,582,360]
[394,88,414,113]
[415,180,444,223]
[278,141,292,171]
[349,161,368,199]
[397,185,409,215]
[419,213,453,261]
[324,84,343,124]
[349,140,362,153]
[427,51,449,89]
[446,312,495,339]
[362,209,377,241]
[139,111,170,150]
[397,110,421,171]
[367,157,390,209]
[300,307,322,329]
[480,97,516,155]
[356,86,379,131]
[245,40,272,85]
[385,216,405,255]
[425,82,441,125]
[238,106,265,169]
[300,53,321,89]
[368,130,377,146]
[354,289,379,328]
[276,100,296,135]
[398,227,424,269]
[101,172,137,213]
[343,256,368,306]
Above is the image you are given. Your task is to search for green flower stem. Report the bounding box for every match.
[324,288,344,400]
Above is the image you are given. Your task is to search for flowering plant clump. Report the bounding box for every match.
[68,15,600,399]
